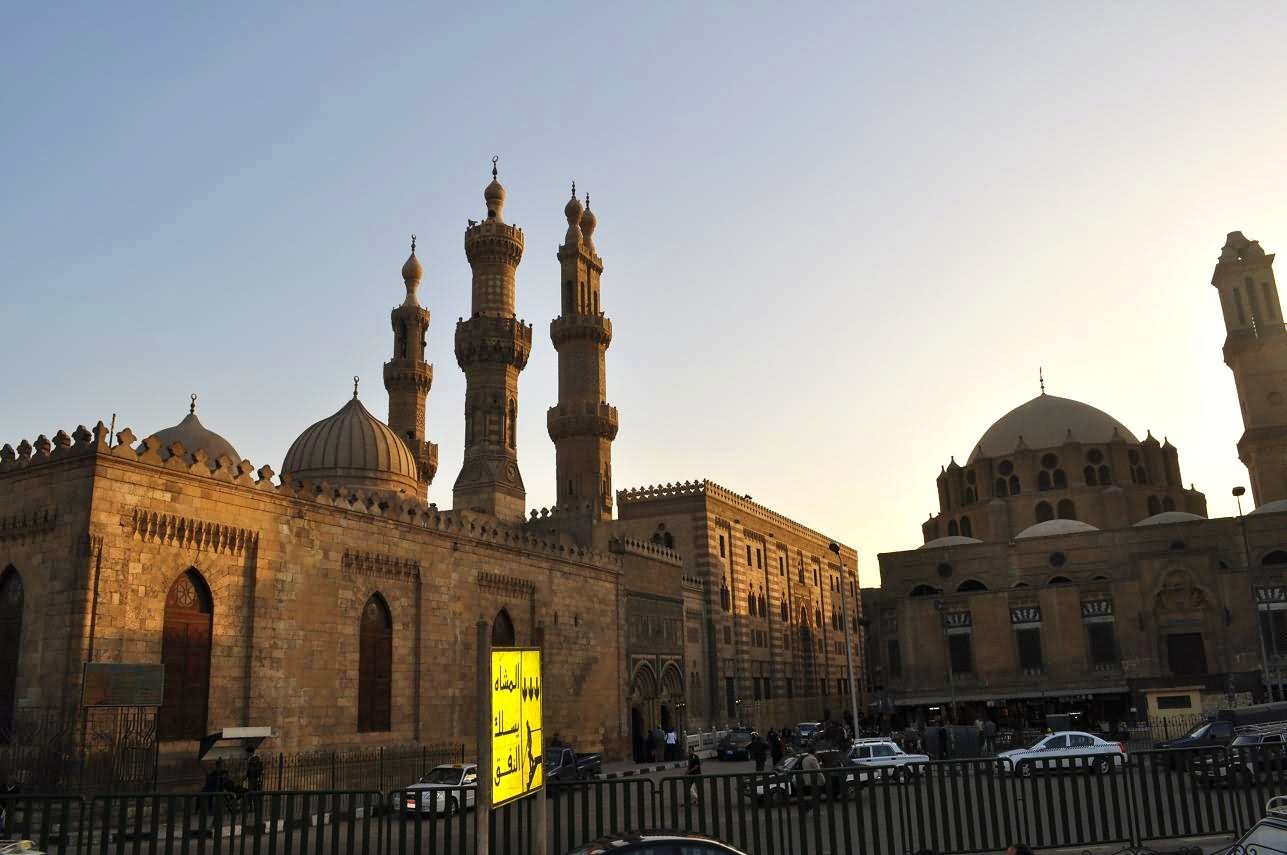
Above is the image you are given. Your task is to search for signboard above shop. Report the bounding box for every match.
[490,648,543,807]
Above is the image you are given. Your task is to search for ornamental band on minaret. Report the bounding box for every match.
[452,158,533,520]
[549,184,619,519]
[383,235,439,496]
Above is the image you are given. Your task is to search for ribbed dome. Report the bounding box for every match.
[145,410,241,463]
[281,397,420,494]
[969,394,1138,462]
[919,536,984,549]
[1015,519,1100,539]
[1134,511,1206,526]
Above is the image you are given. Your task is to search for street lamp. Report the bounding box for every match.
[1236,486,1281,700]
[830,542,862,739]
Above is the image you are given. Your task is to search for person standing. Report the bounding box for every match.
[748,732,769,772]
[644,728,658,764]
[799,750,823,814]
[982,719,997,755]
[685,752,703,806]
[664,728,678,762]
[245,747,265,792]
[769,730,784,767]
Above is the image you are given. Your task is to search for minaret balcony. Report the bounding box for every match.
[454,315,533,370]
[547,401,619,441]
[420,440,439,484]
[550,314,613,348]
[464,221,524,265]
[382,359,434,393]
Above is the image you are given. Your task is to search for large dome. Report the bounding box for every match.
[968,394,1139,462]
[144,408,241,464]
[281,396,420,494]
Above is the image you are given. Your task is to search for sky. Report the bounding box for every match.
[4,3,1287,586]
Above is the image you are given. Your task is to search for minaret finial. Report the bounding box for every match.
[585,192,591,209]
[353,376,360,399]
[1039,367,1045,394]
[492,155,498,180]
[410,233,416,253]
[571,180,576,198]
[189,393,197,415]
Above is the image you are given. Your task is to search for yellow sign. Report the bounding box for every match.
[490,648,543,806]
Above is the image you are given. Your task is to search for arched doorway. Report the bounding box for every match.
[0,566,22,736]
[159,569,213,741]
[358,594,393,732]
[660,663,685,744]
[492,609,516,647]
[629,663,659,761]
[630,706,645,763]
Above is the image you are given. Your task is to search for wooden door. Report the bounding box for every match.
[159,571,212,740]
[358,596,392,732]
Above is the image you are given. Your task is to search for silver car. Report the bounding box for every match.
[847,739,930,782]
[996,731,1125,777]
[402,764,478,815]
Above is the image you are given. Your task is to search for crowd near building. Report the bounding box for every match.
[0,165,859,766]
[864,231,1287,732]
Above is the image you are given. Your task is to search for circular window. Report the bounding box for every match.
[999,460,1014,477]
[1041,453,1059,470]
[1087,449,1104,464]
[937,562,954,579]
[1049,552,1067,568]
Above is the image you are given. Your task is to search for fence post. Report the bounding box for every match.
[331,751,337,789]
[278,753,284,790]
[379,746,384,792]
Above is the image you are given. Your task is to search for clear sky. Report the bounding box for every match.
[4,3,1287,585]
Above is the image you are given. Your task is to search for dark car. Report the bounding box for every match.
[1213,796,1287,854]
[1193,731,1287,787]
[565,830,749,854]
[546,747,602,785]
[717,727,754,760]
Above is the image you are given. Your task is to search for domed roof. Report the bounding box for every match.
[281,394,420,494]
[1252,499,1287,516]
[969,394,1139,462]
[1134,511,1206,526]
[144,399,241,463]
[919,535,984,549]
[1015,519,1100,539]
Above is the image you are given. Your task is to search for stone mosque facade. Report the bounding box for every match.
[0,167,859,763]
[865,232,1287,727]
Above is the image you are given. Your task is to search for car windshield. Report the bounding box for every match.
[544,749,567,765]
[1025,734,1049,750]
[1232,735,1260,746]
[1183,722,1210,739]
[420,768,462,785]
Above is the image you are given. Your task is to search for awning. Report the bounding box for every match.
[895,685,1130,706]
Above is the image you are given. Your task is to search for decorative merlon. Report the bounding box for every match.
[477,571,536,597]
[342,550,420,581]
[0,508,58,543]
[125,508,258,556]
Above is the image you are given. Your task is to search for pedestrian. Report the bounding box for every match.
[685,751,703,806]
[245,746,264,792]
[665,727,678,762]
[769,730,785,767]
[653,727,666,762]
[644,729,658,764]
[982,718,997,755]
[749,732,769,772]
[939,723,951,760]
[799,750,823,814]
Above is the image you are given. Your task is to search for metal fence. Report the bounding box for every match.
[216,744,466,793]
[3,746,1287,854]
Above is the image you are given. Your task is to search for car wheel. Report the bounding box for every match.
[1017,761,1033,779]
[769,787,787,805]
[444,797,459,817]
[1092,757,1111,776]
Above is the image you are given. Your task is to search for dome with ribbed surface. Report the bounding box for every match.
[144,409,241,463]
[969,394,1138,462]
[281,396,420,493]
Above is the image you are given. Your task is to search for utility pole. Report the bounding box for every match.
[830,542,862,738]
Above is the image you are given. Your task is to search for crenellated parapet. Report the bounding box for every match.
[550,314,612,348]
[547,401,619,442]
[454,314,533,370]
[610,535,683,567]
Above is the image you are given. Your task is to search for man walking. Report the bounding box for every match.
[768,729,784,767]
[799,750,823,814]
[748,732,769,772]
[982,718,997,755]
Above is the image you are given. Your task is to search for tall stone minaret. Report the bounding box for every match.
[548,186,619,519]
[452,159,532,519]
[1215,231,1287,505]
[383,236,438,496]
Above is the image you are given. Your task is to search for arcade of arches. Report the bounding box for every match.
[628,660,685,762]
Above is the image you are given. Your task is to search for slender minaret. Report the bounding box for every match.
[548,185,619,519]
[1214,231,1287,504]
[453,158,532,519]
[383,236,438,495]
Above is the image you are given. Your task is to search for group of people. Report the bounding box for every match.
[201,746,265,799]
[641,726,681,763]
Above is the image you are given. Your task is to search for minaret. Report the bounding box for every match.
[383,235,438,496]
[1214,231,1287,504]
[548,185,619,519]
[452,158,533,519]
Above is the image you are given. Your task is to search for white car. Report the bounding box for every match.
[402,764,478,815]
[997,731,1125,777]
[847,739,930,782]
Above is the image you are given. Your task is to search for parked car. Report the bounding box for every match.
[402,764,477,815]
[847,738,930,782]
[546,747,602,784]
[716,727,754,760]
[996,731,1125,777]
[1213,796,1287,854]
[795,722,822,747]
[1192,730,1287,788]
[565,830,749,854]
[744,752,854,803]
[1154,718,1235,752]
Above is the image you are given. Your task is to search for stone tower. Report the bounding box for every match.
[1215,231,1287,504]
[383,237,438,496]
[452,159,532,520]
[548,187,619,519]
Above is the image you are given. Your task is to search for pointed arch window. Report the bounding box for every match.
[1162,496,1176,512]
[1053,469,1067,489]
[491,608,516,647]
[0,567,23,736]
[780,599,789,622]
[1148,496,1162,516]
[1035,501,1054,523]
[358,594,394,733]
[159,569,213,741]
[747,591,756,615]
[1084,466,1097,486]
[948,520,959,536]
[1008,474,1021,494]
[995,478,1008,497]
[1098,465,1111,484]
[960,516,973,538]
[719,578,731,612]
[1057,499,1077,520]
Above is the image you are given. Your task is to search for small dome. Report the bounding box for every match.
[580,198,597,239]
[564,185,583,223]
[401,248,422,284]
[1016,519,1100,539]
[919,536,984,549]
[1252,499,1287,516]
[969,394,1139,462]
[1135,511,1206,526]
[484,178,505,205]
[281,396,420,493]
[144,402,240,463]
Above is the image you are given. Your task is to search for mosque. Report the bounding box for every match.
[865,231,1287,728]
[0,165,859,768]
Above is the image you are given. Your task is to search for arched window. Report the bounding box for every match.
[758,594,767,618]
[960,516,973,538]
[948,520,959,536]
[1057,499,1077,520]
[506,400,517,450]
[910,584,939,597]
[964,487,977,504]
[1053,469,1067,489]
[780,599,789,622]
[1098,465,1111,484]
[1013,582,1030,588]
[747,592,756,615]
[1009,474,1021,495]
[1162,496,1176,512]
[1084,466,1097,486]
[359,595,394,732]
[492,607,515,647]
[995,478,1008,497]
[1035,501,1054,523]
[957,579,988,593]
[1147,496,1162,516]
[720,579,731,612]
[1038,471,1052,491]
[159,569,213,741]
[0,567,23,735]
[1048,576,1072,585]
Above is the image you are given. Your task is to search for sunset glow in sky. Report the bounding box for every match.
[5,3,1287,584]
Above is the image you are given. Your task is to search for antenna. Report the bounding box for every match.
[1039,367,1045,394]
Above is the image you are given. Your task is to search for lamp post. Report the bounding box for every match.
[1236,486,1280,700]
[830,542,862,739]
